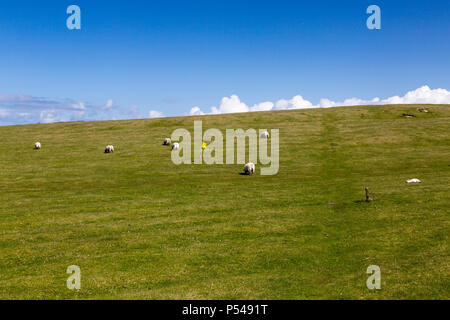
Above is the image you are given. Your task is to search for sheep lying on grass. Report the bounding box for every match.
[163,138,171,145]
[172,142,180,151]
[243,162,255,175]
[105,145,114,153]
[34,142,41,150]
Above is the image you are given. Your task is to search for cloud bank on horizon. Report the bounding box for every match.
[0,94,166,125]
[1,85,449,125]
[189,86,450,116]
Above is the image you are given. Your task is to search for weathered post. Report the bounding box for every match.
[365,187,371,202]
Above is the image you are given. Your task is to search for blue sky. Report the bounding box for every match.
[0,0,449,125]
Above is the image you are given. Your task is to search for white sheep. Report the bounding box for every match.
[243,162,255,175]
[163,138,171,145]
[34,142,41,149]
[105,145,114,153]
[172,142,180,151]
[260,131,269,139]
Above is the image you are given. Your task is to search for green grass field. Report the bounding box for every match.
[0,104,448,299]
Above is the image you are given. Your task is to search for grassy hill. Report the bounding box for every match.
[0,104,448,299]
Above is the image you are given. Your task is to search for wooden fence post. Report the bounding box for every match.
[365,187,371,202]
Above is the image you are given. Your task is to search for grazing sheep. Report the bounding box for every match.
[34,142,41,150]
[172,142,180,151]
[243,162,255,175]
[105,145,114,153]
[163,138,171,145]
[260,131,269,139]
[406,178,421,183]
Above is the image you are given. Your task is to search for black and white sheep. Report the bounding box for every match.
[105,145,114,153]
[260,131,269,139]
[171,142,180,151]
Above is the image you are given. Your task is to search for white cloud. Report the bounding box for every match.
[190,86,450,115]
[318,97,381,108]
[71,102,86,110]
[274,95,313,110]
[1,85,449,125]
[190,94,316,115]
[210,95,249,114]
[316,86,450,108]
[148,110,164,118]
[0,94,121,125]
[0,93,167,125]
[381,86,450,104]
[189,106,205,116]
[103,99,114,110]
[40,109,68,123]
[250,101,274,112]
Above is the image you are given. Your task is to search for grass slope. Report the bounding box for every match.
[0,104,449,299]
